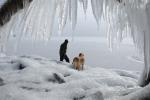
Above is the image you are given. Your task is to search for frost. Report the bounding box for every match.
[0,0,148,50]
[120,83,150,100]
[79,0,88,14]
[0,56,140,100]
[0,0,150,87]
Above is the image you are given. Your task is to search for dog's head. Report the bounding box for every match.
[79,53,84,57]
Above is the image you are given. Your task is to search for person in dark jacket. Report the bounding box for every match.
[59,39,70,63]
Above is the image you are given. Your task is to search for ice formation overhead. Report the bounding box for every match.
[0,0,148,42]
[0,0,150,86]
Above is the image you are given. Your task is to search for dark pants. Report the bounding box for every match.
[60,54,70,63]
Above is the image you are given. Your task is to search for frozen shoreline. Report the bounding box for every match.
[0,56,140,100]
[5,37,143,71]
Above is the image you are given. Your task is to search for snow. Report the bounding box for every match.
[120,83,150,100]
[0,0,150,99]
[5,38,143,71]
[0,56,140,100]
[0,0,147,77]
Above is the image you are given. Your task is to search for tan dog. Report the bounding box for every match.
[72,57,80,71]
[79,53,85,70]
[72,53,85,71]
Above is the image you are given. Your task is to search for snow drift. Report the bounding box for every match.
[1,0,150,99]
[0,56,140,100]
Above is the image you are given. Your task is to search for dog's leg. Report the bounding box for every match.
[73,63,77,70]
[75,65,77,70]
[77,66,79,71]
[78,65,80,71]
[82,64,84,70]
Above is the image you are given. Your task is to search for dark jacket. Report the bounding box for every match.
[59,42,68,56]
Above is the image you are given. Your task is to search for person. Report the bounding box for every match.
[59,39,70,63]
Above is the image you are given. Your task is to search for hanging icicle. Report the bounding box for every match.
[79,0,88,14]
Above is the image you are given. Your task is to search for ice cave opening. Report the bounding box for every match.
[0,0,150,99]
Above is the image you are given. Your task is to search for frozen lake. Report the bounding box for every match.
[5,37,144,71]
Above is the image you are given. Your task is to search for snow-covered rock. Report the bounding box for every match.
[120,83,150,100]
[0,56,140,100]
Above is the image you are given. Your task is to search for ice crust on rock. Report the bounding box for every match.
[0,56,140,100]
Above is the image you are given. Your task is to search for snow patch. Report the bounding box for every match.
[0,56,140,100]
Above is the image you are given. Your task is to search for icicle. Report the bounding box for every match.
[138,1,150,86]
[79,0,88,14]
[91,0,104,25]
[70,0,78,30]
[58,0,69,32]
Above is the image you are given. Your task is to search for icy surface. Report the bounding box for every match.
[0,56,140,100]
[5,38,143,71]
[120,83,150,100]
[0,0,150,88]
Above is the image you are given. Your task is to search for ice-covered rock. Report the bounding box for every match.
[84,91,104,100]
[119,83,150,100]
[0,56,140,100]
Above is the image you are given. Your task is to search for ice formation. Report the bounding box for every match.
[0,0,150,87]
[0,56,140,100]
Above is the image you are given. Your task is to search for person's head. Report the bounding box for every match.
[64,39,68,44]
